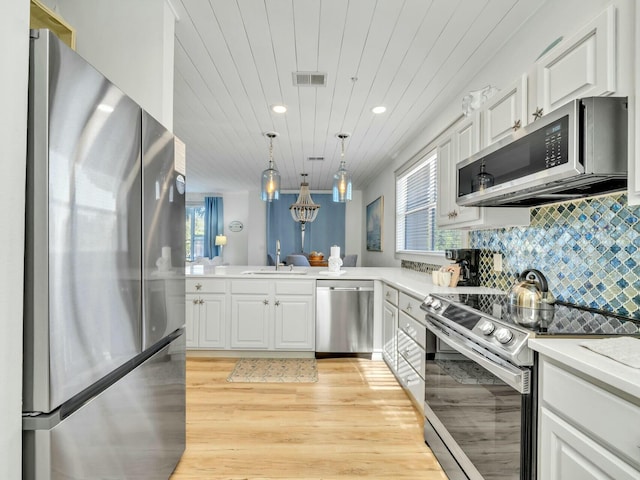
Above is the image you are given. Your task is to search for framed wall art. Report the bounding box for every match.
[366,196,383,252]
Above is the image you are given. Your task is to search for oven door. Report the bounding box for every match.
[424,316,534,480]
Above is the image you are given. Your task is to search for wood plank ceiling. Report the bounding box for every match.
[172,0,542,193]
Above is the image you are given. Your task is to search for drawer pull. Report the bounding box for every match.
[404,348,412,356]
[406,304,412,311]
[199,299,205,305]
[386,291,390,297]
[274,300,280,306]
[263,299,269,305]
[192,298,199,305]
[195,283,202,291]
[404,324,414,336]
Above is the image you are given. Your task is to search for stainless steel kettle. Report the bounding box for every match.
[507,269,555,327]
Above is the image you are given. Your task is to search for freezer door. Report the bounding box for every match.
[23,333,186,480]
[142,112,186,349]
[24,31,143,413]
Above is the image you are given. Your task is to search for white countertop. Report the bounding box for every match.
[530,338,640,400]
[185,265,502,299]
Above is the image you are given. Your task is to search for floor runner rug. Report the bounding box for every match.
[226,358,318,383]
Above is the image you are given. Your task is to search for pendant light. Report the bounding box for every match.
[261,132,281,202]
[333,133,352,202]
[289,173,320,252]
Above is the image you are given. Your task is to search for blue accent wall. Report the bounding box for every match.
[266,193,345,260]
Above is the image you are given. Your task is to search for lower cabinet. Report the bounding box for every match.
[229,279,315,351]
[274,294,314,350]
[382,284,399,370]
[538,357,640,479]
[186,279,227,349]
[230,294,270,349]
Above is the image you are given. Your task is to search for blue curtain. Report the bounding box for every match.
[203,196,224,258]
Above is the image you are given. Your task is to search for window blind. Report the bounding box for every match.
[396,151,462,253]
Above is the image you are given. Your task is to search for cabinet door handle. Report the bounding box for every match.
[192,299,199,305]
[533,107,544,120]
[263,299,269,305]
[386,291,390,297]
[406,304,412,311]
[195,283,202,291]
[274,300,280,306]
[404,348,412,356]
[199,299,205,304]
[512,119,521,131]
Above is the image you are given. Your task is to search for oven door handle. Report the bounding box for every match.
[425,317,530,394]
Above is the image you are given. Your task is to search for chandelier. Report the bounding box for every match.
[289,173,320,252]
[333,133,352,202]
[261,132,280,202]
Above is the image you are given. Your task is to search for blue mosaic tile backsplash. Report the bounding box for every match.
[470,193,640,319]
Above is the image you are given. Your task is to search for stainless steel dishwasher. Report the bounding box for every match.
[315,280,374,356]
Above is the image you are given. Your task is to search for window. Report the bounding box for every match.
[185,205,205,261]
[396,150,462,253]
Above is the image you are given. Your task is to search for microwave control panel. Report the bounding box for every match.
[544,116,568,168]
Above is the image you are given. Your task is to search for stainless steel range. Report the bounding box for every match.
[420,293,640,480]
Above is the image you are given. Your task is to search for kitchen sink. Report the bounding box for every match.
[241,268,308,275]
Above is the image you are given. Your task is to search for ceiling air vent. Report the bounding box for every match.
[293,72,327,87]
[307,156,325,162]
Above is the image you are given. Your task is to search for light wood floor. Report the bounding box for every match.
[171,356,447,479]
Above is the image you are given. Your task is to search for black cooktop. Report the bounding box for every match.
[437,293,640,336]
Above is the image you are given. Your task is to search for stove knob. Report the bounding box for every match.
[423,296,433,306]
[431,299,442,310]
[478,320,496,336]
[494,328,514,344]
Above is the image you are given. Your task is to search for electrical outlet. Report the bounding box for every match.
[493,253,503,272]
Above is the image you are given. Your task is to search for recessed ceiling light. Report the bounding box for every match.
[271,104,287,113]
[372,106,386,114]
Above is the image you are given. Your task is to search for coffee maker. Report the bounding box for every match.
[445,249,480,286]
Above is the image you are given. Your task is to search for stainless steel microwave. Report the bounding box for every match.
[456,97,628,207]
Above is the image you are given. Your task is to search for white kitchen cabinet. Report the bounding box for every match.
[230,279,315,351]
[185,278,227,349]
[274,294,314,350]
[436,115,530,229]
[538,357,640,479]
[395,291,426,413]
[382,284,398,372]
[230,294,270,349]
[539,408,640,480]
[534,5,616,119]
[482,74,528,147]
[437,115,481,227]
[632,3,640,206]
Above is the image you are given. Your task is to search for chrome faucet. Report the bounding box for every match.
[275,239,281,271]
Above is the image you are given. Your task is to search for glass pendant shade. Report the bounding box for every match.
[261,166,280,201]
[261,132,280,202]
[333,162,352,202]
[333,133,352,202]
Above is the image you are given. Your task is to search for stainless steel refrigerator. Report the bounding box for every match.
[23,30,186,480]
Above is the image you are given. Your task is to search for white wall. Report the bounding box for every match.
[345,190,363,266]
[1,2,29,478]
[362,0,636,267]
[41,0,175,129]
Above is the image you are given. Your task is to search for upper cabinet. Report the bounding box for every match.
[533,5,617,119]
[482,74,528,148]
